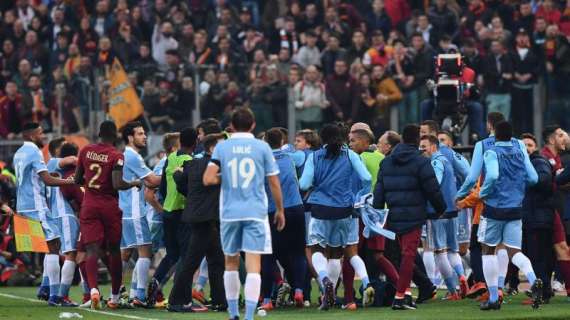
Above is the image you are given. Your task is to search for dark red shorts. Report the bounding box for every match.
[80,201,122,247]
[553,211,567,244]
[358,220,386,251]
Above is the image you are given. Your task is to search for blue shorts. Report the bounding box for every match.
[221,219,272,255]
[307,217,358,248]
[58,215,79,253]
[305,211,312,245]
[456,209,472,244]
[478,217,522,249]
[21,210,60,241]
[426,218,458,252]
[121,217,152,249]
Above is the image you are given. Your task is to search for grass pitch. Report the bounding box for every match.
[1,284,569,320]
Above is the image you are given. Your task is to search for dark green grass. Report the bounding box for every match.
[1,283,569,320]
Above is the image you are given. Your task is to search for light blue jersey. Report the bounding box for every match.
[211,132,279,222]
[146,156,166,224]
[13,142,49,213]
[119,146,152,219]
[47,158,75,218]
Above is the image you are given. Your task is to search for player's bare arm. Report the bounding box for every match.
[143,173,161,188]
[144,187,163,214]
[39,170,75,186]
[203,163,221,186]
[112,169,142,190]
[268,174,285,231]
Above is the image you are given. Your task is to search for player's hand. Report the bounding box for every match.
[131,180,143,189]
[1,204,14,216]
[274,210,286,232]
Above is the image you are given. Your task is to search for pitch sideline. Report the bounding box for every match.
[0,292,160,320]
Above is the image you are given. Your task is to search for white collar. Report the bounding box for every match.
[23,141,39,149]
[230,132,254,139]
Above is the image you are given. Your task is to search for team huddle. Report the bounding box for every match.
[11,108,570,319]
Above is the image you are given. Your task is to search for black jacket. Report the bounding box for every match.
[174,155,220,224]
[483,53,514,94]
[373,143,446,234]
[522,152,555,229]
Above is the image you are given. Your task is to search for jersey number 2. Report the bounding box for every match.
[227,157,255,189]
[88,163,102,189]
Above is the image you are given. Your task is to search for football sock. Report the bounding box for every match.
[195,258,209,291]
[78,261,90,294]
[497,248,509,289]
[482,255,499,303]
[46,254,61,298]
[59,260,76,298]
[327,259,341,288]
[511,252,536,286]
[108,252,123,295]
[40,258,49,290]
[350,255,370,288]
[376,254,399,284]
[136,257,151,300]
[224,271,241,318]
[448,252,465,277]
[423,251,440,285]
[244,273,261,320]
[435,252,456,293]
[342,259,355,303]
[311,252,329,285]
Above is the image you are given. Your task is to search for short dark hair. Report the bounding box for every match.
[296,129,321,149]
[351,129,374,145]
[402,124,420,146]
[487,112,505,130]
[180,127,198,149]
[495,121,513,141]
[521,133,537,144]
[60,142,78,158]
[421,120,439,135]
[121,121,143,144]
[48,137,66,157]
[197,118,222,135]
[99,120,118,141]
[410,32,423,39]
[203,133,226,152]
[420,134,440,147]
[437,130,453,141]
[231,108,255,132]
[543,125,561,144]
[384,130,401,148]
[265,128,284,149]
[22,122,40,133]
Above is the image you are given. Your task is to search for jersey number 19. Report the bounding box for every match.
[227,157,255,189]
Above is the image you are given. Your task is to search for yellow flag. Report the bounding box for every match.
[13,215,48,253]
[108,58,143,129]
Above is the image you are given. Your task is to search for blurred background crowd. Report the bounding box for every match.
[0,0,569,147]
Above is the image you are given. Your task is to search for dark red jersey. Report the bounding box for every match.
[77,142,124,203]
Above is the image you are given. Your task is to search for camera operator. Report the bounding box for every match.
[419,52,484,140]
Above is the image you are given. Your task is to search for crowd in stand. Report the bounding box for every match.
[0,0,569,140]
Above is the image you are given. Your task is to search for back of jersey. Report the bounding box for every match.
[13,142,48,213]
[212,133,279,222]
[78,143,123,202]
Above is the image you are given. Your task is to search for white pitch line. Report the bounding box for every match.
[0,292,160,320]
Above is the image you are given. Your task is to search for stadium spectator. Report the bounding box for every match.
[325,59,359,122]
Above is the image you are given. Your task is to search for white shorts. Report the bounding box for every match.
[58,215,79,253]
[121,217,152,249]
[307,217,358,248]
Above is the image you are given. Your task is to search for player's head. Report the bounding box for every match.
[197,118,222,141]
[22,122,45,148]
[378,130,401,155]
[230,107,255,133]
[180,127,198,150]
[486,112,505,134]
[437,130,454,147]
[521,133,537,155]
[98,120,118,143]
[543,125,566,152]
[60,142,79,159]
[162,132,180,154]
[349,129,374,154]
[349,122,373,140]
[277,127,289,145]
[48,137,66,157]
[320,123,344,159]
[494,121,513,142]
[122,121,146,149]
[265,128,284,150]
[295,129,320,150]
[419,135,439,157]
[402,124,420,146]
[203,133,227,155]
[420,120,439,137]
